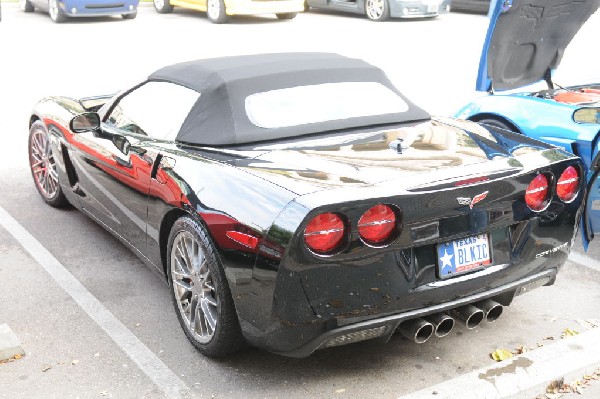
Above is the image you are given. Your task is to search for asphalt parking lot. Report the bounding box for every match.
[0,3,599,398]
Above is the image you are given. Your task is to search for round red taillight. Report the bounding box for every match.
[525,174,550,211]
[304,213,345,254]
[556,166,579,202]
[358,204,397,245]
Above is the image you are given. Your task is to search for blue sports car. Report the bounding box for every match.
[20,0,139,22]
[455,0,600,248]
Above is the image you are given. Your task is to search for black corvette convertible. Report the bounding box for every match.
[29,53,584,357]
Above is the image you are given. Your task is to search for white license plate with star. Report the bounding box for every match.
[437,234,491,279]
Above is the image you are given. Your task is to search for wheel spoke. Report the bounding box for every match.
[182,237,194,272]
[189,296,199,331]
[43,173,50,193]
[203,293,217,307]
[33,134,44,153]
[176,241,193,276]
[31,159,43,169]
[204,281,215,292]
[172,263,192,279]
[32,165,46,175]
[173,278,192,292]
[200,299,217,332]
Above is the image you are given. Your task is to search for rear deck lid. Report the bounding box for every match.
[476,0,599,92]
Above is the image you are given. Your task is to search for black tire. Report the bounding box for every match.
[476,118,518,133]
[48,0,67,22]
[206,0,228,24]
[276,12,297,19]
[167,216,245,357]
[122,11,137,19]
[20,0,34,12]
[28,121,69,208]
[365,0,389,21]
[153,0,173,13]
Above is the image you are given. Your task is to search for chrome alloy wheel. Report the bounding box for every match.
[29,128,59,199]
[170,230,219,343]
[154,0,164,10]
[19,0,27,10]
[365,0,385,20]
[48,0,59,20]
[207,0,220,21]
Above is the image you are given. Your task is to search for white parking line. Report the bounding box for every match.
[0,205,190,399]
[569,251,600,272]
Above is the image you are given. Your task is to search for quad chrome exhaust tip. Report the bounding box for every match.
[398,318,434,344]
[476,299,503,323]
[425,313,455,338]
[450,304,485,329]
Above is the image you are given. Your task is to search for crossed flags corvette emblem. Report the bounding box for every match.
[457,191,489,209]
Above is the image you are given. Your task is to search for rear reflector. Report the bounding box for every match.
[525,174,550,211]
[226,231,259,249]
[304,213,345,254]
[358,204,397,245]
[556,166,579,202]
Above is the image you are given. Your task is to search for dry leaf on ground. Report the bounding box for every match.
[491,349,513,361]
[561,328,579,338]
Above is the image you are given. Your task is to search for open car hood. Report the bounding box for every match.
[476,0,599,92]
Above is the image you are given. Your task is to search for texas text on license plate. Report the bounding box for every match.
[437,234,491,278]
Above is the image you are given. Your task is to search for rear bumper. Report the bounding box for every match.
[389,0,451,17]
[276,269,556,357]
[60,0,138,16]
[225,0,304,15]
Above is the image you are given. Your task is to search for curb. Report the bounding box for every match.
[397,327,600,399]
[0,323,25,361]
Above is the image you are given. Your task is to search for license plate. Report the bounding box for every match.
[437,234,491,278]
[427,4,438,12]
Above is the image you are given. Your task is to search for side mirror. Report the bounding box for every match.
[70,112,101,133]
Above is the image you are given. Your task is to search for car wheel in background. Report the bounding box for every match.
[20,0,34,12]
[365,0,389,21]
[477,118,519,133]
[167,216,245,357]
[48,0,67,22]
[28,121,69,208]
[207,0,228,23]
[276,12,297,19]
[122,11,137,18]
[153,0,173,13]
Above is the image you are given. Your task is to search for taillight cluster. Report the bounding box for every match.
[304,204,399,255]
[525,166,580,212]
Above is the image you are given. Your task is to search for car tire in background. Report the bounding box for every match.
[122,11,137,18]
[365,0,390,21]
[476,118,519,133]
[48,0,67,22]
[167,216,245,357]
[153,0,174,13]
[28,121,69,208]
[20,0,34,12]
[276,12,297,19]
[206,0,228,23]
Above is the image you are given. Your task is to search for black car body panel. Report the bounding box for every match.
[30,53,583,357]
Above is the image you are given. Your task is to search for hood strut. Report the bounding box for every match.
[543,69,554,90]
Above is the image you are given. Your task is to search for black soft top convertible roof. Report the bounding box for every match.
[149,53,430,146]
